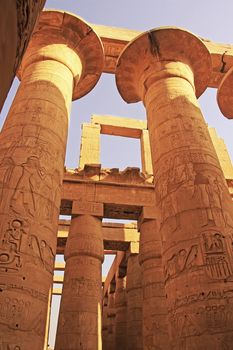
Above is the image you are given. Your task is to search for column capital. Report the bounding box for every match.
[217,66,233,119]
[18,10,104,100]
[116,27,211,102]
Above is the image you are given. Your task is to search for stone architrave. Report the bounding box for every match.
[115,272,127,348]
[116,27,233,348]
[138,207,170,349]
[126,254,143,350]
[55,201,104,349]
[0,10,103,349]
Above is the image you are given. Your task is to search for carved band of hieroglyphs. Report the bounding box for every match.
[72,201,103,216]
[0,283,47,302]
[65,278,101,297]
[0,296,45,335]
[58,311,98,334]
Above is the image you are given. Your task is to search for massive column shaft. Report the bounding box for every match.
[126,254,143,350]
[115,274,127,348]
[55,203,104,349]
[0,10,103,349]
[116,28,233,349]
[106,289,116,350]
[138,208,169,349]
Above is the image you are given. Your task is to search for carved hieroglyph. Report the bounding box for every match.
[116,27,233,349]
[138,214,170,349]
[0,10,103,348]
[126,254,143,350]
[55,208,104,349]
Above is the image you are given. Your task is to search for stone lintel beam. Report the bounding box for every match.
[91,114,147,138]
[91,23,233,88]
[72,200,104,217]
[138,205,159,230]
[57,221,139,254]
[61,169,233,218]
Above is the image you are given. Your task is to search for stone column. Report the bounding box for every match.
[138,206,170,349]
[102,295,109,350]
[55,201,104,349]
[126,254,143,350]
[115,269,127,348]
[106,284,116,350]
[0,10,103,349]
[116,27,233,349]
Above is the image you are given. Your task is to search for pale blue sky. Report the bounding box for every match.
[1,0,233,347]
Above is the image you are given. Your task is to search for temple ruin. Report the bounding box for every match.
[1,6,233,350]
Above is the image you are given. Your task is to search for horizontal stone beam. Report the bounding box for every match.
[57,221,139,254]
[61,168,155,218]
[92,23,233,88]
[91,114,147,138]
[61,169,233,219]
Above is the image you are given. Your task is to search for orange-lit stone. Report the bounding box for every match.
[0,10,103,349]
[116,27,233,349]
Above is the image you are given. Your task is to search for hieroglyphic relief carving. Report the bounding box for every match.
[201,231,232,279]
[0,217,54,274]
[169,303,233,340]
[0,153,61,227]
[155,148,233,231]
[65,277,101,297]
[59,311,97,335]
[165,244,200,281]
[0,219,27,272]
[0,296,45,335]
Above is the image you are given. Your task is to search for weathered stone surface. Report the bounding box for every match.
[106,290,116,350]
[116,27,233,349]
[139,216,170,349]
[55,214,104,350]
[126,254,143,350]
[0,0,45,112]
[92,23,233,88]
[0,10,103,348]
[115,275,127,349]
[217,65,233,119]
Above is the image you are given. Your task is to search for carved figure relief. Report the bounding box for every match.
[28,235,55,274]
[165,244,200,281]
